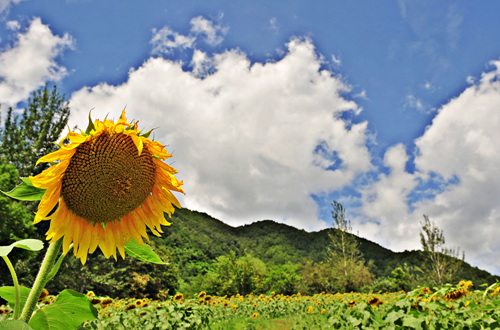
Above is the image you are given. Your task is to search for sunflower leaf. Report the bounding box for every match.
[2,181,46,201]
[0,320,34,329]
[0,286,31,310]
[0,239,44,257]
[21,177,34,186]
[124,239,168,264]
[28,290,97,330]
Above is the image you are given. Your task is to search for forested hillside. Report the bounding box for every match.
[151,208,498,296]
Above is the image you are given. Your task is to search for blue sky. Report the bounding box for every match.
[1,0,500,275]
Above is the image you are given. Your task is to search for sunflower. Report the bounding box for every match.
[30,110,184,264]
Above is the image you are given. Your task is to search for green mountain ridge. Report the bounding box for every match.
[157,208,498,287]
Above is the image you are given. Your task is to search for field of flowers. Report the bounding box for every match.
[1,281,499,329]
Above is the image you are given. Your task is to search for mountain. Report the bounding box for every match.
[155,208,498,286]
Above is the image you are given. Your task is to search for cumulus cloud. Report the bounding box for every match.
[354,60,500,275]
[69,37,371,231]
[151,16,227,55]
[411,60,500,274]
[0,18,74,109]
[190,16,228,46]
[356,144,419,249]
[150,26,196,55]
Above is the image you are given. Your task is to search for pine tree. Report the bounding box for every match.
[0,84,70,177]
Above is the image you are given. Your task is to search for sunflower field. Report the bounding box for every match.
[1,280,498,329]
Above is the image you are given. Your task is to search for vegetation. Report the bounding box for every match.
[0,84,70,178]
[420,214,465,286]
[0,84,69,286]
[3,280,498,329]
[1,86,500,328]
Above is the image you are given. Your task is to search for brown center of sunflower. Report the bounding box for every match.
[61,132,156,224]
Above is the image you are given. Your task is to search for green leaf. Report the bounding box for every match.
[84,111,95,134]
[20,177,34,186]
[402,315,425,329]
[2,181,46,201]
[0,286,31,310]
[124,238,167,264]
[0,320,34,330]
[0,239,44,257]
[28,290,97,330]
[140,129,153,139]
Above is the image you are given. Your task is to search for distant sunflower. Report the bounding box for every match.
[30,110,184,264]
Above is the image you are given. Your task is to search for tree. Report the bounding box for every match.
[327,201,373,292]
[420,214,464,286]
[264,263,301,295]
[0,84,70,177]
[202,251,267,295]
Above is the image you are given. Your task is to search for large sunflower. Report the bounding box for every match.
[30,110,184,264]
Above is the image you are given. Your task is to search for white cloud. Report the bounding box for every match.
[354,60,500,275]
[0,0,22,15]
[0,17,74,109]
[151,16,228,56]
[269,17,279,33]
[331,53,341,66]
[190,16,228,46]
[69,37,371,231]
[411,60,500,274]
[150,26,195,55]
[6,20,20,30]
[356,144,419,249]
[404,94,434,113]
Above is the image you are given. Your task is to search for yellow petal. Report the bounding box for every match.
[36,148,76,166]
[88,225,100,254]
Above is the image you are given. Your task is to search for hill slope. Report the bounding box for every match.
[155,208,498,285]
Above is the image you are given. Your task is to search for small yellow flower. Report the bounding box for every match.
[445,289,468,301]
[252,313,258,319]
[38,289,49,301]
[173,293,184,302]
[321,308,326,314]
[124,304,136,311]
[307,306,313,314]
[491,286,500,296]
[232,305,238,310]
[367,296,383,307]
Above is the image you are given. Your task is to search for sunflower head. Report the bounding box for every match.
[30,110,184,264]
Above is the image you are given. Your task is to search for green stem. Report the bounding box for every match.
[19,239,63,323]
[44,243,70,285]
[1,255,20,319]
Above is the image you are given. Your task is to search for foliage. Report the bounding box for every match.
[201,251,267,296]
[0,164,37,288]
[327,200,374,293]
[0,84,70,178]
[420,214,465,286]
[263,263,302,296]
[158,208,498,296]
[0,164,36,247]
[3,281,495,329]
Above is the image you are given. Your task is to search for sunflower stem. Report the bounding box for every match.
[44,243,70,284]
[19,239,63,324]
[1,255,20,319]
